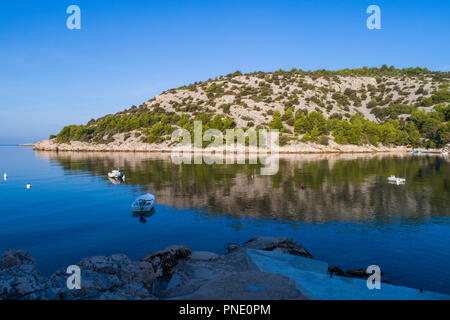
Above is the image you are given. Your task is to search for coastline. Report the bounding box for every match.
[32,139,443,154]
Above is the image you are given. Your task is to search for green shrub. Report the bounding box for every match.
[270,110,283,130]
[319,135,329,145]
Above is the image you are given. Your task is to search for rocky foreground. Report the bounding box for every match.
[0,237,369,300]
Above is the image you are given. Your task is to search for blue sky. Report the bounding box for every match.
[0,0,449,143]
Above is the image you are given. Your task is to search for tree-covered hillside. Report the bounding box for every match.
[54,66,450,148]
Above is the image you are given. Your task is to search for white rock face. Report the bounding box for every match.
[34,138,419,153]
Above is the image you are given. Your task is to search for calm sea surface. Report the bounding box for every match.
[0,146,449,294]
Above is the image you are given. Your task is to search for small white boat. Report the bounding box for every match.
[132,193,156,212]
[108,169,124,180]
[387,175,406,184]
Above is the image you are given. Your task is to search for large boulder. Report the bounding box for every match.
[38,254,159,300]
[141,245,191,276]
[43,268,122,300]
[0,250,48,300]
[243,237,313,258]
[1,250,36,270]
[172,271,306,300]
[77,254,157,288]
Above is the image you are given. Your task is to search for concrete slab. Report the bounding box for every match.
[246,249,450,300]
[170,271,307,300]
[246,249,328,275]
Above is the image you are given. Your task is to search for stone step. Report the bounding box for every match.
[246,249,450,300]
[246,248,328,274]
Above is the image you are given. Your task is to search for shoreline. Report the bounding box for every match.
[32,139,444,154]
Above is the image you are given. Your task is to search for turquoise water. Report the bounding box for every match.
[0,146,449,295]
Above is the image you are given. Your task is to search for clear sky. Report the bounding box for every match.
[0,0,449,143]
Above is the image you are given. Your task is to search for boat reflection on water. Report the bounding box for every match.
[132,207,156,223]
[108,177,124,185]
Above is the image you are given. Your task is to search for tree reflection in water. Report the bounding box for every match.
[35,151,450,223]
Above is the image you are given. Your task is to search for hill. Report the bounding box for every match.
[37,66,450,152]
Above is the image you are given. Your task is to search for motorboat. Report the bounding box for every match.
[132,193,156,212]
[108,169,124,180]
[387,175,406,184]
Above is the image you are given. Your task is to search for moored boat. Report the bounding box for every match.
[387,175,406,184]
[108,169,124,180]
[132,193,156,212]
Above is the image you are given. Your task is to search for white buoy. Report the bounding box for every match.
[26,184,31,189]
[3,173,6,181]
